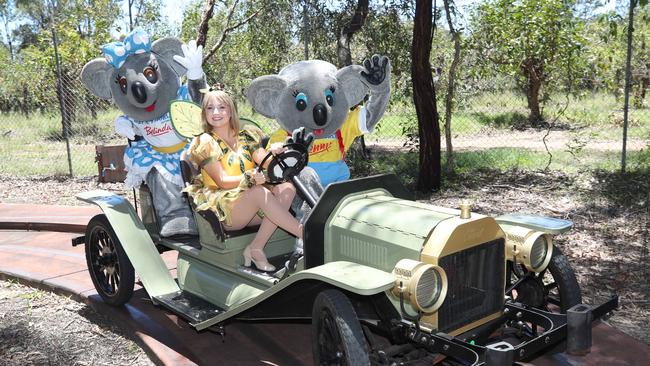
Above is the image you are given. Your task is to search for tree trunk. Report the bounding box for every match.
[21,84,29,117]
[336,0,368,68]
[412,0,441,192]
[88,93,97,119]
[523,59,543,126]
[196,0,217,47]
[337,0,370,158]
[443,0,460,176]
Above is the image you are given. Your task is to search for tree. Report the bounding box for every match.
[470,0,583,126]
[442,0,461,175]
[124,0,169,35]
[0,0,20,59]
[336,0,368,67]
[193,0,265,64]
[412,0,440,191]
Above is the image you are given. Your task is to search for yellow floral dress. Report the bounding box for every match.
[184,125,264,226]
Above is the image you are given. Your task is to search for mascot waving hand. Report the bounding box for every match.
[81,28,207,237]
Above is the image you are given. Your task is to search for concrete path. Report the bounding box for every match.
[0,203,647,366]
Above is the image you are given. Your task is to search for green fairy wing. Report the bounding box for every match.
[169,100,202,139]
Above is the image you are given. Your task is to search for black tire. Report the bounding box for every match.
[312,289,370,366]
[85,214,135,306]
[508,244,582,313]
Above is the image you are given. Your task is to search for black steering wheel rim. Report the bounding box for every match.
[259,143,309,184]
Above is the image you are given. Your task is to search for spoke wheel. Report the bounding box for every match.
[312,289,370,366]
[507,245,582,313]
[85,214,134,306]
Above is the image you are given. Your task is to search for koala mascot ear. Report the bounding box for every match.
[81,58,114,100]
[152,37,186,76]
[246,75,287,118]
[336,65,368,109]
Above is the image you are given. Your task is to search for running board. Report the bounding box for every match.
[154,291,224,326]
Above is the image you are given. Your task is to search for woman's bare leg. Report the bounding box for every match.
[224,184,302,270]
[225,184,301,236]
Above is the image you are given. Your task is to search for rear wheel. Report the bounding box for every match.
[85,214,134,306]
[507,245,582,313]
[312,289,370,366]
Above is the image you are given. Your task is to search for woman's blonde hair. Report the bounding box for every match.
[201,90,241,134]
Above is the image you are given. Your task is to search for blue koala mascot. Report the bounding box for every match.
[81,28,207,237]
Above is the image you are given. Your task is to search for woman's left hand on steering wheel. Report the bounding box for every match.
[251,169,266,185]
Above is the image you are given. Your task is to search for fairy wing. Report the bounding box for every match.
[170,100,203,139]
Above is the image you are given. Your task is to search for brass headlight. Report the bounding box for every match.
[392,259,447,313]
[503,225,553,272]
[530,234,550,270]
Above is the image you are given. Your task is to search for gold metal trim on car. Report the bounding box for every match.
[418,213,506,331]
[392,259,448,313]
[502,225,553,272]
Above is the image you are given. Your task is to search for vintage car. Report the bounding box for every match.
[72,140,617,365]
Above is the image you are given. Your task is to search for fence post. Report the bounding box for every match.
[621,0,636,173]
[50,8,74,177]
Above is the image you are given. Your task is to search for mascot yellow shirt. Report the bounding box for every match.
[268,106,367,186]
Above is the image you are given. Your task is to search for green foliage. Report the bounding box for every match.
[469,0,585,123]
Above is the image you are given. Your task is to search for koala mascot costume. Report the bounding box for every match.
[81,28,207,237]
[246,55,391,189]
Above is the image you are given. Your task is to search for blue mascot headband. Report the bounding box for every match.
[102,28,151,69]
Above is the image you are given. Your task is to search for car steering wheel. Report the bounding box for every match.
[259,142,309,184]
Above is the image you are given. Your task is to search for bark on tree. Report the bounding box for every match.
[197,0,264,63]
[412,0,441,191]
[336,0,370,158]
[196,0,217,48]
[336,0,368,68]
[443,0,460,176]
[522,59,543,126]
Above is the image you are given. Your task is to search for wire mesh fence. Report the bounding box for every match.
[0,62,648,179]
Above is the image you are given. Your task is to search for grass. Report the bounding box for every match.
[349,145,649,192]
[372,91,649,140]
[0,90,647,177]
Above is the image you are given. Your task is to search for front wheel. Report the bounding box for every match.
[507,244,582,313]
[312,289,370,366]
[85,214,135,306]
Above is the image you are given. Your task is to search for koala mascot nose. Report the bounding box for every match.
[313,103,327,126]
[131,81,147,104]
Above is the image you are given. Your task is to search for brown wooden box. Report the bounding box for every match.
[95,145,127,183]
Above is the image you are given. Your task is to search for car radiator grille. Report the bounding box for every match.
[437,239,505,333]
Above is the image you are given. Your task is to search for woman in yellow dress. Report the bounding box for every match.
[185,90,302,272]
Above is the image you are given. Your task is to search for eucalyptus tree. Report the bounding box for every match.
[337,0,368,67]
[124,0,171,35]
[441,0,461,175]
[181,0,294,100]
[9,0,121,118]
[470,0,584,126]
[412,0,440,191]
[0,0,20,58]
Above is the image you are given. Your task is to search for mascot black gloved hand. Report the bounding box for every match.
[81,28,207,237]
[246,55,391,187]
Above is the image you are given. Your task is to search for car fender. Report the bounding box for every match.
[77,190,179,298]
[496,213,573,234]
[194,261,395,330]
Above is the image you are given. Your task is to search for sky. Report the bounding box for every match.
[161,0,188,28]
[114,0,189,36]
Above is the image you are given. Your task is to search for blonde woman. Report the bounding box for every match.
[185,90,302,272]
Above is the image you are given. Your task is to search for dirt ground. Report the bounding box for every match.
[0,279,154,366]
[0,166,648,364]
